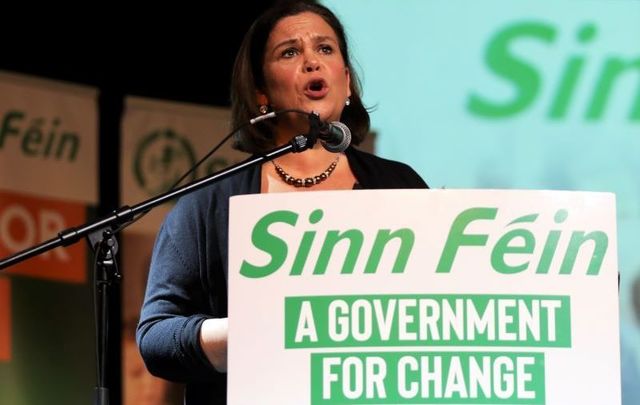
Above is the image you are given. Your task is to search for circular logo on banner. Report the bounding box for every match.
[133,128,197,196]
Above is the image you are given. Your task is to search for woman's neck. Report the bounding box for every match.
[261,141,355,193]
[272,142,339,172]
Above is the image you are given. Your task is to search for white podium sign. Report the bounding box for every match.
[228,189,620,405]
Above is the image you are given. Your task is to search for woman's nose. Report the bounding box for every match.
[303,54,320,72]
[304,63,320,72]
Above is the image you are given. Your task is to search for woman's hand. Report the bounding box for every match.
[199,317,228,372]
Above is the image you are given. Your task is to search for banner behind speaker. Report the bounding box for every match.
[0,71,98,405]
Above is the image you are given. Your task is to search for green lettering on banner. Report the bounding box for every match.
[467,22,555,118]
[436,207,608,275]
[285,294,571,348]
[547,24,597,119]
[240,206,608,278]
[0,110,24,148]
[559,230,609,275]
[310,351,545,404]
[0,110,80,161]
[240,208,415,278]
[467,20,640,122]
[313,229,364,275]
[240,210,299,278]
[365,229,415,274]
[436,208,497,273]
[586,57,640,121]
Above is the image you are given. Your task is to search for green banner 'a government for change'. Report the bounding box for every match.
[228,189,620,405]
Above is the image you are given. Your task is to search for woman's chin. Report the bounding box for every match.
[302,105,342,122]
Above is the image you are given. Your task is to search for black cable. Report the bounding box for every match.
[110,108,309,234]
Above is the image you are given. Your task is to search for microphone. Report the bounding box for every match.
[318,120,351,153]
[308,113,352,153]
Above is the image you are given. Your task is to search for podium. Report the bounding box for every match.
[228,189,620,404]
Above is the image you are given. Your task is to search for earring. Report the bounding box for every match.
[345,97,351,106]
[259,104,269,114]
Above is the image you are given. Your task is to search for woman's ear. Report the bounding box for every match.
[256,91,269,107]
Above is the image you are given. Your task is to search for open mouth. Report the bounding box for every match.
[304,79,328,99]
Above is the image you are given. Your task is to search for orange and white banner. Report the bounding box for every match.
[0,190,86,282]
[0,71,98,403]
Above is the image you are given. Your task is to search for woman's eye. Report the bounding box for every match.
[319,45,333,54]
[281,48,298,58]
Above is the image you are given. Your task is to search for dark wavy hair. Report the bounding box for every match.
[230,0,370,154]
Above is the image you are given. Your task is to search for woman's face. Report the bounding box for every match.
[259,12,351,133]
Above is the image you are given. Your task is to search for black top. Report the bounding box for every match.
[136,146,428,404]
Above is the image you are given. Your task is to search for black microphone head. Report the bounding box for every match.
[321,121,351,153]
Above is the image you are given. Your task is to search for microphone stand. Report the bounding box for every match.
[0,130,318,405]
